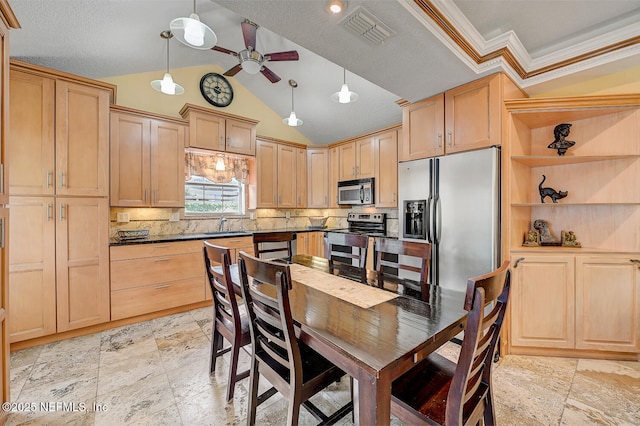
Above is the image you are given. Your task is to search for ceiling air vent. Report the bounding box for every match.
[341,7,395,45]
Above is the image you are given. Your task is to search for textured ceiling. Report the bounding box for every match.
[8,0,640,145]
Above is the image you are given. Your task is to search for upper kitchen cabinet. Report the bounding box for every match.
[256,138,306,208]
[338,137,375,181]
[307,148,329,208]
[401,73,525,161]
[374,129,399,208]
[179,103,258,156]
[9,61,114,197]
[110,106,187,208]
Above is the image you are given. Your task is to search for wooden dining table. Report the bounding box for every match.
[226,253,468,425]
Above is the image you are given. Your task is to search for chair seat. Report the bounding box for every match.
[217,308,251,346]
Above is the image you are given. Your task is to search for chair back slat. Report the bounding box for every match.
[446,262,511,426]
[324,232,369,284]
[253,232,295,261]
[374,237,431,298]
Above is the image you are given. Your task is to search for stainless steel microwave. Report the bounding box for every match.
[338,178,375,205]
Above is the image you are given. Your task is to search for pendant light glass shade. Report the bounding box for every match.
[170,0,217,49]
[283,79,303,127]
[331,68,358,103]
[151,31,185,96]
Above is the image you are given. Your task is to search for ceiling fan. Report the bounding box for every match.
[212,19,299,83]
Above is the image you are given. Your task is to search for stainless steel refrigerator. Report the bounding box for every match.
[398,147,500,292]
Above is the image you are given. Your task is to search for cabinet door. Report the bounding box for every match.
[401,93,444,161]
[226,118,256,155]
[445,74,500,154]
[9,70,55,195]
[56,197,110,332]
[328,147,339,208]
[309,232,325,257]
[575,256,640,352]
[0,208,7,402]
[296,148,307,208]
[355,137,375,178]
[55,81,109,196]
[277,144,297,208]
[187,111,225,151]
[256,140,278,208]
[510,255,575,349]
[307,148,329,208]
[338,142,356,180]
[110,112,151,207]
[151,119,185,207]
[375,130,398,207]
[296,232,309,255]
[8,196,56,342]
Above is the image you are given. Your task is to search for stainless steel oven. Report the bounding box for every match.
[338,178,374,205]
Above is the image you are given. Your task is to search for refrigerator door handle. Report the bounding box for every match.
[434,194,442,244]
[426,195,433,243]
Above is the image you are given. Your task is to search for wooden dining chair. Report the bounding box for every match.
[252,231,295,261]
[238,251,353,425]
[374,238,432,299]
[323,232,369,284]
[390,261,511,426]
[203,241,251,402]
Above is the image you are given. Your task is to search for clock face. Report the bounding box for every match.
[200,73,234,107]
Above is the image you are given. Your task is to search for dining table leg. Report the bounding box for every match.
[353,373,392,425]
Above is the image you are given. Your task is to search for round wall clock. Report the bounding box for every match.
[199,73,234,107]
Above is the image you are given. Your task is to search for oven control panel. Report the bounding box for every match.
[347,212,385,224]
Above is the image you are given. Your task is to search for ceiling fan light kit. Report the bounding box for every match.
[151,31,184,96]
[283,79,303,127]
[331,68,358,103]
[170,0,217,49]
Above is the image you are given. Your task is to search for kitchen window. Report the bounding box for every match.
[185,150,249,216]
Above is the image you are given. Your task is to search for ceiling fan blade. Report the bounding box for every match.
[223,64,243,77]
[260,66,281,83]
[212,45,238,56]
[241,20,257,50]
[264,50,299,62]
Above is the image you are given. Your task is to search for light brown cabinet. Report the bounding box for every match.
[506,95,640,358]
[374,130,398,208]
[8,196,110,341]
[10,66,111,197]
[179,103,258,156]
[256,139,307,209]
[338,137,375,181]
[401,73,524,161]
[110,240,206,320]
[110,106,186,208]
[296,232,324,257]
[307,148,330,208]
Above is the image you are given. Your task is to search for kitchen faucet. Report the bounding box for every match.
[219,217,227,232]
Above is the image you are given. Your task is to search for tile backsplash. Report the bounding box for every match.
[110,206,399,238]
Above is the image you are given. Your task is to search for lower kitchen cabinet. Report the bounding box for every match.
[9,196,109,342]
[110,240,205,320]
[203,236,254,299]
[510,253,640,355]
[296,232,324,257]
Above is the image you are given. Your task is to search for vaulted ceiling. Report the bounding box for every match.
[8,0,640,145]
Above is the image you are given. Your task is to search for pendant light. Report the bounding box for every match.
[151,31,185,96]
[282,79,303,127]
[331,68,358,104]
[170,0,217,50]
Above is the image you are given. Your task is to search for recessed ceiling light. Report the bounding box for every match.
[327,0,347,14]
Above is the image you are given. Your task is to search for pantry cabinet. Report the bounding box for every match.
[179,103,257,156]
[256,138,307,209]
[401,73,525,161]
[374,129,398,207]
[110,106,186,208]
[8,196,109,341]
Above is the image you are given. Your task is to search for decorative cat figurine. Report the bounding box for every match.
[538,175,568,203]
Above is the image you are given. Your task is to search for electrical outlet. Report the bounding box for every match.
[116,212,129,223]
[285,211,291,219]
[169,212,180,222]
[249,211,255,220]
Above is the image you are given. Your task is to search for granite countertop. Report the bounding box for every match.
[109,227,349,246]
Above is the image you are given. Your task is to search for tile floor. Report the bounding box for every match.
[5,307,640,425]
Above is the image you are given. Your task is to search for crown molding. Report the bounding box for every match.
[399,0,640,89]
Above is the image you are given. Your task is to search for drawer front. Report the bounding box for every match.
[205,236,253,250]
[110,240,203,261]
[111,277,205,320]
[111,252,203,290]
